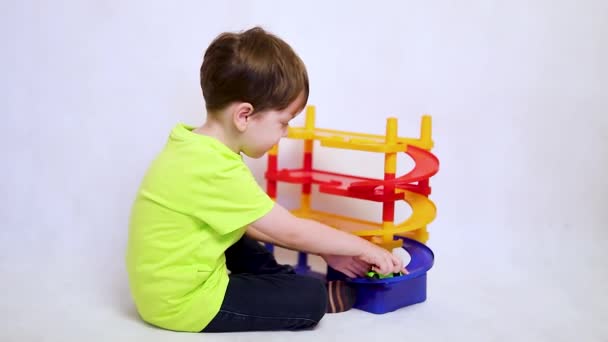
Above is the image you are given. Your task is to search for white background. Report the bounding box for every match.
[2,0,607,341]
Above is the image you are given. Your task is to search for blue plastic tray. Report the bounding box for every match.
[346,237,435,314]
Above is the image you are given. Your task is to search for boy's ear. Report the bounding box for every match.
[232,102,254,132]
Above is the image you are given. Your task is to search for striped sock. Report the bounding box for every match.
[326,280,357,313]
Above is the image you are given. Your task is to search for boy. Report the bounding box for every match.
[126,27,404,333]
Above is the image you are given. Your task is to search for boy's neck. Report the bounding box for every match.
[193,119,241,155]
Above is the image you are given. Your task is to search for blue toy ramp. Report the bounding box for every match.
[347,237,435,314]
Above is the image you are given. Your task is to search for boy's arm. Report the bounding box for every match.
[245,225,276,244]
[245,225,291,249]
[246,225,319,254]
[248,224,375,277]
[250,203,402,277]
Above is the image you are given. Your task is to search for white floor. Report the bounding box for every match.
[2,226,607,342]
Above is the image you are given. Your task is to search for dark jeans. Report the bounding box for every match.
[202,235,327,332]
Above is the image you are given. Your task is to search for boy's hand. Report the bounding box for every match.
[321,254,370,278]
[358,243,404,275]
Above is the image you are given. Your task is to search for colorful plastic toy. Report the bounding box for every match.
[264,105,439,314]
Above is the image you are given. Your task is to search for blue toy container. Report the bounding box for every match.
[346,237,434,314]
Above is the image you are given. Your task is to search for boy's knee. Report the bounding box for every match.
[298,276,327,323]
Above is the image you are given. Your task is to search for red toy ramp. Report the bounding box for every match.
[348,146,439,195]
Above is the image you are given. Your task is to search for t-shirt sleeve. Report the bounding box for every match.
[192,159,275,235]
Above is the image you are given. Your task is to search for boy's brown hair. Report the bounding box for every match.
[200,27,309,114]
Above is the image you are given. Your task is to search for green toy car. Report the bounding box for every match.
[365,271,405,279]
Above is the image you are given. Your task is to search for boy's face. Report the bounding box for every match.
[240,92,306,158]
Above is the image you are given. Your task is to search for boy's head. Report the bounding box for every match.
[200,27,308,158]
[200,26,308,114]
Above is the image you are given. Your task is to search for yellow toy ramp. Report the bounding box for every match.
[287,127,431,152]
[290,190,436,239]
[291,208,382,233]
[352,190,436,237]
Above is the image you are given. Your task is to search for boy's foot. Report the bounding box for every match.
[326,280,356,313]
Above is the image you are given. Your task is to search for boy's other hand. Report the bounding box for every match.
[358,244,404,275]
[321,254,370,278]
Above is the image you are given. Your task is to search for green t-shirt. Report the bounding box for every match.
[126,123,274,332]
